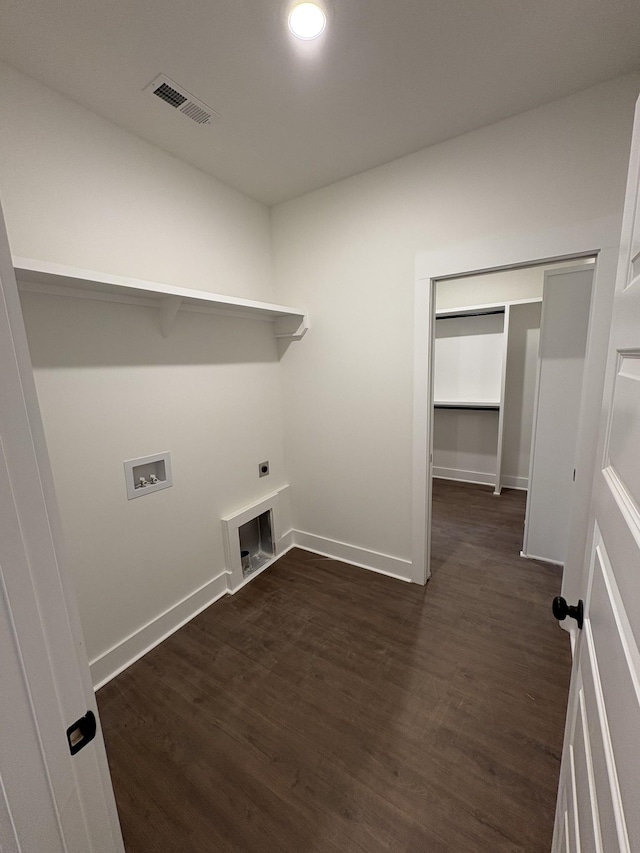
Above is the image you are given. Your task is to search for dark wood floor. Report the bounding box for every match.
[97,480,571,852]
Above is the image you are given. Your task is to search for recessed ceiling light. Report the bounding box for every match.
[288,3,327,40]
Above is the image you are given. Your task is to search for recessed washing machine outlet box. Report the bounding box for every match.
[124,452,172,500]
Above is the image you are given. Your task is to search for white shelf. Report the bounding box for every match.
[14,257,309,340]
[436,306,505,320]
[434,401,500,410]
[435,297,541,320]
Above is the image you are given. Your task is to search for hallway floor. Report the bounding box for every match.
[97,479,571,852]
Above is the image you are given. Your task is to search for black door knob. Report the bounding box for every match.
[552,596,584,630]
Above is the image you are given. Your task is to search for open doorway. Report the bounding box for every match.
[430,257,596,575]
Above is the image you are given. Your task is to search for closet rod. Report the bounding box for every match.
[435,308,505,320]
[434,403,500,410]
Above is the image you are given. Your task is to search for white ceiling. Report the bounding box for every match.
[1,0,639,205]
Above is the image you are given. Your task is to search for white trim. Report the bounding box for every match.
[433,468,495,487]
[90,529,413,689]
[501,475,528,490]
[222,490,282,590]
[578,687,604,853]
[90,571,228,690]
[226,541,296,595]
[520,550,564,567]
[291,530,413,582]
[582,526,633,853]
[412,268,435,584]
[568,745,582,853]
[494,304,510,495]
[413,215,621,594]
[596,536,640,712]
[433,468,529,491]
[602,466,640,551]
[584,625,631,853]
[277,528,295,553]
[584,619,631,853]
[91,528,297,688]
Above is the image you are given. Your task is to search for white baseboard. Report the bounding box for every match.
[226,538,295,595]
[90,530,412,689]
[501,475,528,490]
[433,467,494,487]
[433,468,528,490]
[277,528,295,553]
[90,571,228,690]
[291,530,413,583]
[520,550,564,567]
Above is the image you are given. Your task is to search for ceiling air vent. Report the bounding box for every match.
[144,75,218,127]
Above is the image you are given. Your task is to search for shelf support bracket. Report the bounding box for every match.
[273,314,309,340]
[159,296,182,337]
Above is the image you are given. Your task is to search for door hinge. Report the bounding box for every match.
[573,468,576,482]
[66,710,97,755]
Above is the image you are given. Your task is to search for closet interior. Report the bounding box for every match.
[432,258,595,566]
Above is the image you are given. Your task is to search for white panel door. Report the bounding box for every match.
[0,199,124,851]
[524,266,593,564]
[552,94,640,853]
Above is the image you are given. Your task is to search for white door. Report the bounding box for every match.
[524,265,593,565]
[552,94,640,852]
[0,201,124,851]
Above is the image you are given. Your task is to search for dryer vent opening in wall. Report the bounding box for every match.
[239,511,274,578]
[222,492,281,591]
[144,74,218,126]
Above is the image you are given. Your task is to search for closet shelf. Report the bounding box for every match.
[435,297,542,321]
[14,257,309,340]
[434,401,500,410]
[436,307,505,320]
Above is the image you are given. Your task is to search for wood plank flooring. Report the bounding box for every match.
[97,480,571,852]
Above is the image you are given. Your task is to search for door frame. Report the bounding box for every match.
[412,215,621,589]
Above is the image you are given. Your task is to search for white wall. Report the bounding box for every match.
[0,62,288,680]
[272,73,640,569]
[20,291,288,674]
[435,266,544,311]
[433,409,500,481]
[0,61,273,301]
[2,57,639,666]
